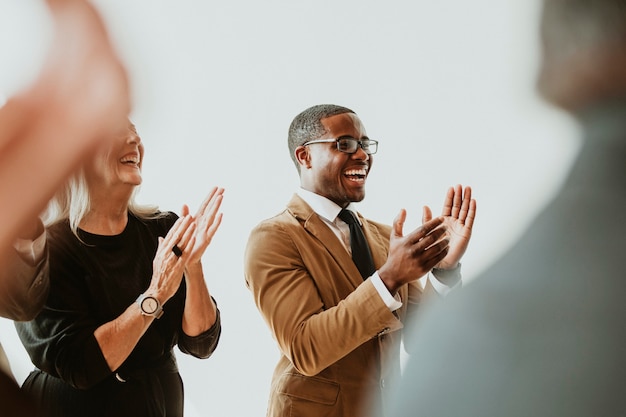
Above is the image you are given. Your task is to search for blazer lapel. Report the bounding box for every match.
[286,194,364,289]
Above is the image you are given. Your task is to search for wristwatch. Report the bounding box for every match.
[136,293,164,319]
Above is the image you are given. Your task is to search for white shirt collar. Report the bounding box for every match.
[296,188,359,223]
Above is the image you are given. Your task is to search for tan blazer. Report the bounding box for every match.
[245,194,432,417]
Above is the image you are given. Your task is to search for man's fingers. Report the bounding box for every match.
[422,205,432,224]
[451,184,463,218]
[422,243,449,270]
[407,216,444,244]
[392,209,407,238]
[456,185,472,222]
[465,199,477,229]
[441,186,454,217]
[417,227,448,250]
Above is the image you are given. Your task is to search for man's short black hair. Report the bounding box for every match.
[287,104,355,173]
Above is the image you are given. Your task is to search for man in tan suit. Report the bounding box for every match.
[244,104,476,417]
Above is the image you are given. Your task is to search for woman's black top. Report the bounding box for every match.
[15,212,221,417]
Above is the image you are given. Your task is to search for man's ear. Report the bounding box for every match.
[294,146,311,169]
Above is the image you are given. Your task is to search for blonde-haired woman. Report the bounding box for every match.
[16,122,223,417]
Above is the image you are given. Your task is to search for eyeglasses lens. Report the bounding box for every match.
[336,138,377,154]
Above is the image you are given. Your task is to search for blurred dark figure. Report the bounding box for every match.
[0,0,129,261]
[0,0,129,415]
[385,1,626,416]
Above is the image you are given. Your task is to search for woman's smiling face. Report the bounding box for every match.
[85,121,144,189]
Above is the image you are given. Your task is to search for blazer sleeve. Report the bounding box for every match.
[244,219,403,377]
[0,246,49,321]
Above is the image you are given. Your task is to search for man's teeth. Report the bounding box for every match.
[345,169,367,177]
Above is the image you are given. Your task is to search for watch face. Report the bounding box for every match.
[141,297,158,314]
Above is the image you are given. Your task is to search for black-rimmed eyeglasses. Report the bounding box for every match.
[302,137,378,155]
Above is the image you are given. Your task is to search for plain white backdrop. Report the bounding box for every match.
[1,0,580,415]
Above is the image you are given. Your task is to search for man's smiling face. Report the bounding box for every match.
[298,112,373,207]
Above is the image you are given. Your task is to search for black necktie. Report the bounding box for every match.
[338,209,376,279]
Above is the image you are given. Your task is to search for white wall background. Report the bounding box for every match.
[0,0,581,415]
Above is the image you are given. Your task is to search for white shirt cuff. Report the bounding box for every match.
[428,271,461,297]
[370,271,403,311]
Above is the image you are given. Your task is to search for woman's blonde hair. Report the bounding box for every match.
[44,169,162,238]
